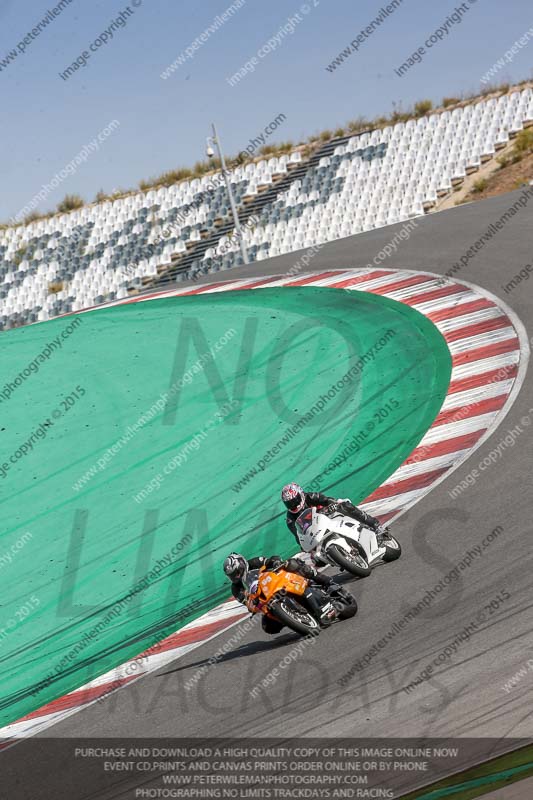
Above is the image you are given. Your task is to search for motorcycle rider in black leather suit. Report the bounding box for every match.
[281,483,390,552]
[222,553,341,634]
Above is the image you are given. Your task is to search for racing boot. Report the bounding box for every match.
[376,524,392,545]
[303,587,337,627]
[311,552,328,569]
[319,602,337,626]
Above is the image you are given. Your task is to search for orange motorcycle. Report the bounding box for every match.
[243,564,357,636]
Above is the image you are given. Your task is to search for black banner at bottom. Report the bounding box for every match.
[1,737,531,800]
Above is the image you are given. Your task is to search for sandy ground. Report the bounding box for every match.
[463,151,533,203]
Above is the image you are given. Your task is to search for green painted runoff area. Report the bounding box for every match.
[0,286,451,725]
[400,743,533,799]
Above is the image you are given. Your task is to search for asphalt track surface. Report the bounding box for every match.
[6,191,533,796]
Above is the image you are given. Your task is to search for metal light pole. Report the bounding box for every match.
[206,123,249,265]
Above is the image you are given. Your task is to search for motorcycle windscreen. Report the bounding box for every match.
[243,568,260,594]
[295,508,313,536]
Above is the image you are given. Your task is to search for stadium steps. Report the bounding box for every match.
[147,134,355,287]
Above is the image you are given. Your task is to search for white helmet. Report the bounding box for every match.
[281,482,306,513]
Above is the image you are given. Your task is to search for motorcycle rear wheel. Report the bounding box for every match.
[268,596,320,636]
[327,543,371,577]
[382,535,402,562]
[331,589,358,619]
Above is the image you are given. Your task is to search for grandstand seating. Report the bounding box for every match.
[1,88,532,328]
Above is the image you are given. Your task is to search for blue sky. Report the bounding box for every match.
[1,0,532,221]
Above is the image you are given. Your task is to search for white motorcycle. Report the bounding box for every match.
[294,504,401,578]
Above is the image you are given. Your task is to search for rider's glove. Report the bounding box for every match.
[265,555,283,569]
[327,581,341,595]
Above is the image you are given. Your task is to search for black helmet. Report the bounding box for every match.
[223,552,247,581]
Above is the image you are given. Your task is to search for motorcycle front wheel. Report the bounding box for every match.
[268,595,320,636]
[327,543,371,578]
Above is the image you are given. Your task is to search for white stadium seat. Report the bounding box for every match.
[1,88,532,326]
